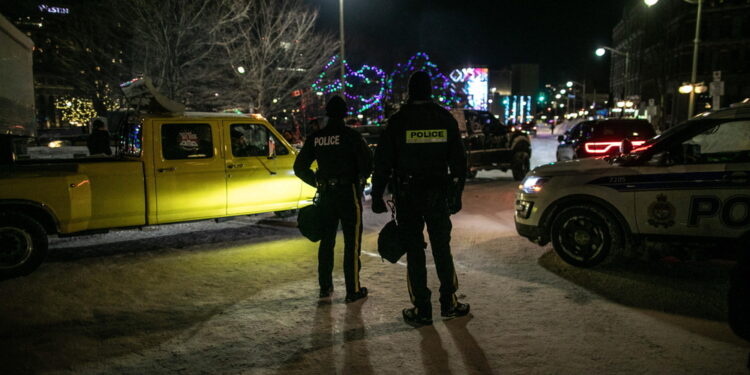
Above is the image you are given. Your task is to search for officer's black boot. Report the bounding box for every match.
[441,301,470,319]
[319,285,334,298]
[345,287,368,303]
[403,305,433,327]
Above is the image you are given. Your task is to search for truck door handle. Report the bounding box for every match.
[227,163,244,169]
[157,167,175,173]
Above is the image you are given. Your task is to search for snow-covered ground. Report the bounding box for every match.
[1,131,747,374]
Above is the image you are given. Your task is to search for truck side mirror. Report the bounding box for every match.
[620,138,633,155]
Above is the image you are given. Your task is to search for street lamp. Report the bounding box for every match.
[338,0,346,96]
[645,0,703,118]
[595,46,630,104]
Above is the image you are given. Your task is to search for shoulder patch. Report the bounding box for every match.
[406,129,447,144]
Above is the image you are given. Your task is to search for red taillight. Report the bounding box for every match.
[584,140,646,154]
[584,142,620,154]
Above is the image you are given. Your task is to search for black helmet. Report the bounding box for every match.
[325,95,347,119]
[297,203,323,242]
[378,220,406,263]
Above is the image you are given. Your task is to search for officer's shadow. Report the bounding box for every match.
[444,314,494,374]
[419,314,494,374]
[342,300,374,375]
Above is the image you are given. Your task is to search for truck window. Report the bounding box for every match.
[161,123,213,160]
[230,123,289,157]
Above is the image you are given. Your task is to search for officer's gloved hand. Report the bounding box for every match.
[371,195,388,214]
[447,177,464,215]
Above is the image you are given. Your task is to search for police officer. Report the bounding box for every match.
[294,96,372,302]
[371,71,470,326]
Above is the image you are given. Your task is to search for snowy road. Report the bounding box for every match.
[1,130,748,374]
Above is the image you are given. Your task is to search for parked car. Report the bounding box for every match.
[451,109,532,180]
[515,101,750,340]
[556,119,656,161]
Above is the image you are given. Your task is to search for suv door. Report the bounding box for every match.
[633,120,750,238]
[557,122,583,161]
[224,121,302,214]
[153,121,227,223]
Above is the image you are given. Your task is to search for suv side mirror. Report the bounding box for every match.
[620,138,633,155]
[557,135,564,142]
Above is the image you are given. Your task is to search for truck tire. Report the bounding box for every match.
[728,256,750,341]
[511,150,530,181]
[0,211,48,279]
[550,204,623,267]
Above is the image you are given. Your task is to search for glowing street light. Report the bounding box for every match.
[679,83,694,94]
[595,46,630,105]
[644,0,659,6]
[237,66,246,74]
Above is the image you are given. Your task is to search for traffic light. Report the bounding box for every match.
[537,94,546,103]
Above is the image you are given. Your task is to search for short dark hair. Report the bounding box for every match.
[92,119,105,129]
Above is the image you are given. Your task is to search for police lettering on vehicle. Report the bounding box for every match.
[688,195,750,228]
[406,129,447,144]
[314,135,340,147]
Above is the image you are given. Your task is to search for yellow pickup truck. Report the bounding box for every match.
[0,111,316,279]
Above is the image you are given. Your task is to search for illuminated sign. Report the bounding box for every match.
[450,68,488,111]
[38,4,70,14]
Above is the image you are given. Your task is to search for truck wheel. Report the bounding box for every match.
[550,205,623,267]
[511,151,530,181]
[0,211,48,279]
[728,256,750,341]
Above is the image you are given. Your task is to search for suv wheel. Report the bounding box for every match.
[0,211,48,279]
[511,150,530,181]
[550,205,623,267]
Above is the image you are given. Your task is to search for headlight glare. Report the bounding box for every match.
[520,176,549,194]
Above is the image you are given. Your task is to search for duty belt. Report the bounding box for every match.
[317,177,357,188]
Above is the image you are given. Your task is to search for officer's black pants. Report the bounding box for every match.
[318,183,364,295]
[396,186,459,315]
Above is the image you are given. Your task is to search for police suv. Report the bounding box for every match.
[515,101,750,268]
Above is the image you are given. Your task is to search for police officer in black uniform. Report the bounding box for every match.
[371,71,469,326]
[294,96,372,302]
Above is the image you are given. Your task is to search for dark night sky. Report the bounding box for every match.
[307,0,630,92]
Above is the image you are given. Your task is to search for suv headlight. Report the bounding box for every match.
[519,176,550,194]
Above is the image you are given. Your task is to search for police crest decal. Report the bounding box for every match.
[647,194,676,228]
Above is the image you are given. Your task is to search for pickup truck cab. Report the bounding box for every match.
[0,110,315,278]
[451,109,532,180]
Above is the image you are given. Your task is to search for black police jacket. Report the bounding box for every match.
[294,118,373,187]
[372,100,467,197]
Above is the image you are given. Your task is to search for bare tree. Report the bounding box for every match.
[125,0,250,106]
[220,0,338,115]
